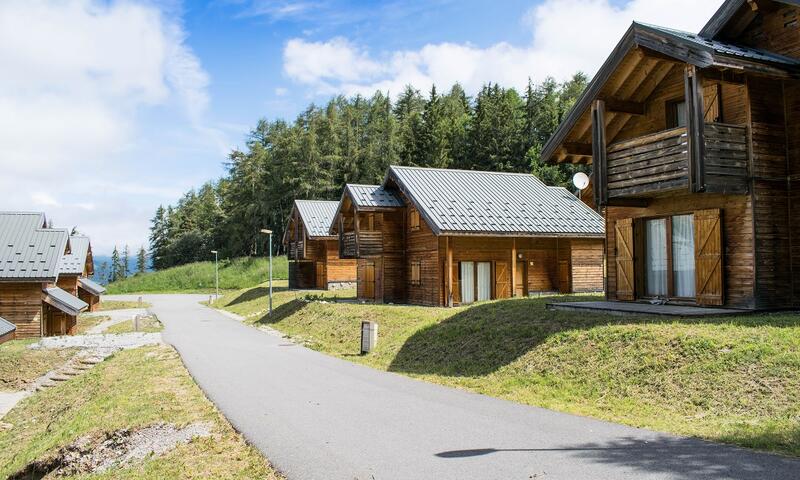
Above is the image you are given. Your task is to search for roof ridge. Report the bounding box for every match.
[390,165,542,178]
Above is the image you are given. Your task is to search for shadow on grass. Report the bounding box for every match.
[387,295,800,377]
[226,286,290,306]
[434,433,800,479]
[253,298,309,326]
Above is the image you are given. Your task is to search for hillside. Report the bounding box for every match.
[213,286,800,457]
[107,256,288,294]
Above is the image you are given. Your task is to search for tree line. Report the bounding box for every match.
[149,76,589,270]
[96,245,148,284]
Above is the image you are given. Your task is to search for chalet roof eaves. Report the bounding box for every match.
[699,0,800,39]
[383,168,443,236]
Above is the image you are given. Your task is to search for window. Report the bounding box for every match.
[410,261,421,286]
[409,209,420,231]
[459,261,492,304]
[643,214,695,299]
[666,99,687,129]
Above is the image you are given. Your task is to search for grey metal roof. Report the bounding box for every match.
[385,166,604,237]
[637,22,800,68]
[345,184,403,208]
[78,277,106,296]
[293,200,339,238]
[0,316,16,337]
[0,212,70,282]
[43,286,88,316]
[59,236,91,275]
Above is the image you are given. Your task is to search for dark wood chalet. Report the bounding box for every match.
[284,200,357,290]
[0,212,89,337]
[330,167,605,306]
[541,0,800,309]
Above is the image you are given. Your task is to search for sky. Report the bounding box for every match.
[1,0,724,255]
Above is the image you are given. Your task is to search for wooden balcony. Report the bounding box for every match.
[341,231,383,258]
[606,123,748,199]
[289,240,304,260]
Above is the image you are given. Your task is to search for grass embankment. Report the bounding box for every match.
[76,315,111,335]
[0,340,76,391]
[105,316,163,334]
[97,300,152,311]
[0,344,280,479]
[107,256,288,294]
[214,285,800,457]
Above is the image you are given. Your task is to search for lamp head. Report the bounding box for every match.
[260,229,273,234]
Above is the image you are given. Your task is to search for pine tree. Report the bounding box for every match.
[136,246,147,274]
[121,245,130,278]
[98,261,109,285]
[109,246,121,283]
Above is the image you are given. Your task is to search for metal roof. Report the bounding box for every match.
[637,22,800,68]
[384,166,604,237]
[0,212,70,282]
[292,200,339,238]
[78,277,106,296]
[345,184,403,208]
[43,286,88,316]
[59,236,91,275]
[0,316,16,337]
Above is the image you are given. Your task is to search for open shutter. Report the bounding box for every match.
[495,261,510,299]
[694,209,723,305]
[703,83,721,123]
[615,218,635,300]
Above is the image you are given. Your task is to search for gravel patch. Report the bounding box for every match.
[30,333,162,351]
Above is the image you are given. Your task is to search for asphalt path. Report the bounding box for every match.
[110,293,800,480]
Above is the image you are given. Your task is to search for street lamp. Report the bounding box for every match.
[210,250,219,300]
[260,229,273,315]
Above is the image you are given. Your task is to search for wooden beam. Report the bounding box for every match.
[354,211,361,257]
[510,238,517,298]
[701,68,746,85]
[562,142,593,157]
[605,198,650,207]
[685,64,706,193]
[592,99,608,207]
[446,237,453,307]
[602,97,645,115]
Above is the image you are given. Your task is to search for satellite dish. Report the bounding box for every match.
[572,172,590,190]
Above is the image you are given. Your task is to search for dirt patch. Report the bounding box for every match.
[9,422,212,479]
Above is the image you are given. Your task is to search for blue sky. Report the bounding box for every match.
[0,0,722,254]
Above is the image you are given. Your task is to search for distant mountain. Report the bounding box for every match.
[91,254,150,285]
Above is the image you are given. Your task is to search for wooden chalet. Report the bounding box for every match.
[284,200,357,290]
[541,0,800,309]
[0,212,89,337]
[330,166,605,306]
[58,235,105,312]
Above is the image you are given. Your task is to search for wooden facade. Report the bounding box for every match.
[332,177,605,307]
[542,0,800,310]
[284,201,357,290]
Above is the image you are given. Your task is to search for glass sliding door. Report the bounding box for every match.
[460,262,475,304]
[645,219,668,297]
[477,262,491,302]
[671,214,695,298]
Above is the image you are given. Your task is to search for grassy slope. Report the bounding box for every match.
[0,345,280,479]
[214,285,800,457]
[96,300,152,311]
[107,256,288,294]
[104,316,163,334]
[0,340,77,391]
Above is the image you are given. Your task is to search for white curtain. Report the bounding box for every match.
[645,219,668,296]
[477,262,491,301]
[460,262,475,304]
[672,215,696,297]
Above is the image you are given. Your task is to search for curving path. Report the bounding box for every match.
[108,294,800,480]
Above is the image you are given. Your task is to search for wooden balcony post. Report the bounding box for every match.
[446,236,453,307]
[354,211,360,258]
[338,215,344,258]
[510,238,517,297]
[591,99,608,206]
[685,64,706,192]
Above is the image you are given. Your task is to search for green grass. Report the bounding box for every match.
[107,256,288,294]
[214,285,800,457]
[76,315,111,335]
[97,300,152,311]
[0,340,77,392]
[0,345,280,479]
[105,316,163,334]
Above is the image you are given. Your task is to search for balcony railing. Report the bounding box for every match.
[341,230,383,258]
[606,123,748,199]
[289,240,304,260]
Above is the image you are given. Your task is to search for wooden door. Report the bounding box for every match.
[615,218,635,300]
[315,262,325,289]
[558,260,571,294]
[514,261,526,297]
[694,209,723,305]
[364,263,375,300]
[495,261,510,299]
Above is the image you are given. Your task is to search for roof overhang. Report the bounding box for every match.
[78,277,106,296]
[699,0,799,39]
[540,21,800,164]
[43,286,88,316]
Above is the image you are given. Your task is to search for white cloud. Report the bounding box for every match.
[275,87,289,96]
[283,0,723,96]
[0,0,216,253]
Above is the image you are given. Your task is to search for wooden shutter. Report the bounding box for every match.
[364,263,375,299]
[694,209,723,305]
[495,261,510,299]
[615,218,635,300]
[703,83,721,123]
[316,262,325,289]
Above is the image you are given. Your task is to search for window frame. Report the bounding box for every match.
[638,213,696,302]
[665,97,687,130]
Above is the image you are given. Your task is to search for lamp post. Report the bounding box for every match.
[210,250,219,300]
[260,229,273,315]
